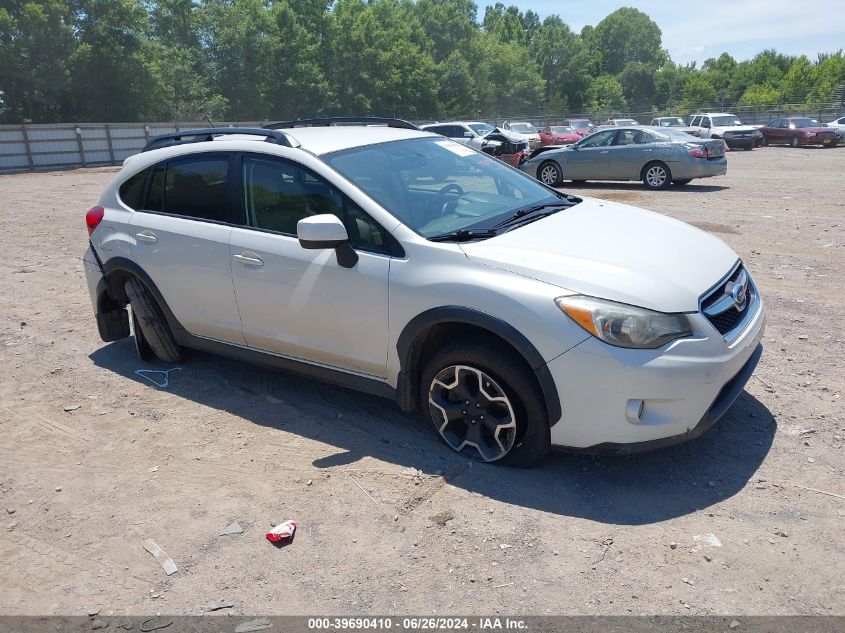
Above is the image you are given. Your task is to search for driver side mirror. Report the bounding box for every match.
[297,214,358,268]
[463,131,473,138]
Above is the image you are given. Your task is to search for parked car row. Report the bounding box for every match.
[420,112,842,191]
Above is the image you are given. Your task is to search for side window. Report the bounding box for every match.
[118,169,147,209]
[579,130,616,148]
[426,126,446,136]
[450,126,468,138]
[161,156,232,222]
[145,165,165,212]
[701,117,711,128]
[689,116,701,127]
[614,129,647,145]
[242,156,388,253]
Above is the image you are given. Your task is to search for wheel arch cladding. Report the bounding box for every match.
[101,257,189,342]
[395,306,562,426]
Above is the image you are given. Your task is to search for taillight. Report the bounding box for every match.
[86,206,104,236]
[689,146,708,158]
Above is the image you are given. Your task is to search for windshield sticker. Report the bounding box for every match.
[435,140,476,157]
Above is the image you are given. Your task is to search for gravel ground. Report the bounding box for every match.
[0,146,842,617]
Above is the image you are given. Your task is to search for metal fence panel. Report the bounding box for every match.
[1,110,842,174]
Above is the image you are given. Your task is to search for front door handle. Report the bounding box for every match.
[642,148,653,152]
[135,231,158,243]
[232,253,264,267]
[599,150,609,154]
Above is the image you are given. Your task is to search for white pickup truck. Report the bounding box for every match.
[687,113,761,150]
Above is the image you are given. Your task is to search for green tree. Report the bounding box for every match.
[529,16,590,110]
[617,61,655,110]
[0,1,78,122]
[738,84,780,107]
[69,0,158,121]
[681,73,717,109]
[475,32,544,115]
[587,75,627,111]
[586,7,667,75]
[328,0,438,117]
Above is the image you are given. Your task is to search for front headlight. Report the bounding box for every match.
[723,131,734,138]
[555,296,692,349]
[753,130,763,138]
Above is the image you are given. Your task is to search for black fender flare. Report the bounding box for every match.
[101,257,190,343]
[395,306,562,426]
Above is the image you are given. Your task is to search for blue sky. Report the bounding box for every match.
[500,0,845,66]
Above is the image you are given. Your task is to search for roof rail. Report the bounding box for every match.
[141,127,297,152]
[265,117,419,131]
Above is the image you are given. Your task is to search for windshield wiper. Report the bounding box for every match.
[491,201,572,230]
[428,228,499,242]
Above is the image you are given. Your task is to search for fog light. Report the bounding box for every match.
[625,399,645,424]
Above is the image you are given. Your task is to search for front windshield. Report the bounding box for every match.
[712,115,743,126]
[791,118,821,128]
[660,118,685,127]
[325,137,564,238]
[510,123,536,134]
[570,120,591,129]
[469,123,494,136]
[550,126,573,134]
[616,119,638,126]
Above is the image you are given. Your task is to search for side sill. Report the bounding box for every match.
[178,334,397,402]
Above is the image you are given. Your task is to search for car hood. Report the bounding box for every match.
[487,129,525,142]
[459,198,738,313]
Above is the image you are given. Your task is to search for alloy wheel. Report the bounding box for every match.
[539,164,559,186]
[646,165,667,188]
[428,365,517,462]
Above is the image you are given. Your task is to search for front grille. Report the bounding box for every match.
[700,264,758,340]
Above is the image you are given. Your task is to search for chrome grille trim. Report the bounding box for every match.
[699,261,760,344]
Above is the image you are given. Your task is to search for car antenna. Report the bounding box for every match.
[204,115,216,128]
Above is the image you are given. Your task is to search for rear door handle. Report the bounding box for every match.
[135,231,158,243]
[232,253,264,267]
[599,150,609,154]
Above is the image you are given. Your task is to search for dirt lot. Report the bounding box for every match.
[0,146,843,617]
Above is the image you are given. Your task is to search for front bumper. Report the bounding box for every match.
[724,137,755,148]
[545,298,766,449]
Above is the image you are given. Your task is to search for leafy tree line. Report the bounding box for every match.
[0,0,843,124]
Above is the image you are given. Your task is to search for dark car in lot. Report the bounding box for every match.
[759,117,839,148]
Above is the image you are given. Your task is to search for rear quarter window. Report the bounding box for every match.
[118,169,147,210]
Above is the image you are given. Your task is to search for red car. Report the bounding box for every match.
[538,126,581,146]
[759,117,839,148]
[559,118,594,137]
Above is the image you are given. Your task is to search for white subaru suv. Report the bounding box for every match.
[83,117,765,467]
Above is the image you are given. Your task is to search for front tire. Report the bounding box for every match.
[642,162,671,190]
[537,161,562,187]
[124,278,183,363]
[420,338,550,467]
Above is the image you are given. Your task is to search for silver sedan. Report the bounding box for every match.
[520,127,727,190]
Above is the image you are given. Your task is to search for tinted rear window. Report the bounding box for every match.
[118,169,146,209]
[162,157,231,222]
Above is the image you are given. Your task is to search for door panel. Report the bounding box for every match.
[130,155,244,344]
[563,148,609,179]
[231,153,391,377]
[229,229,390,376]
[607,129,655,180]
